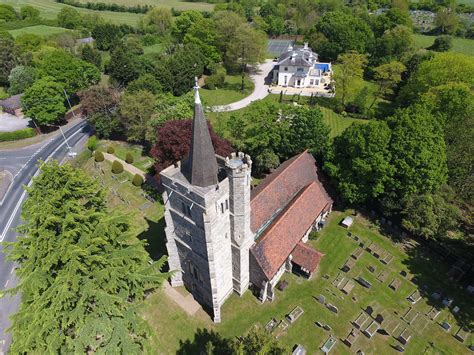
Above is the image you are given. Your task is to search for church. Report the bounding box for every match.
[160,84,333,323]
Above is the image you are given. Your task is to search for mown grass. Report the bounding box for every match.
[200,75,255,107]
[97,140,155,172]
[142,209,473,353]
[143,43,164,56]
[413,34,474,56]
[75,0,214,11]
[8,25,72,38]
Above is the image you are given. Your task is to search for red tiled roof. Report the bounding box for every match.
[250,181,332,280]
[250,151,320,233]
[291,242,324,273]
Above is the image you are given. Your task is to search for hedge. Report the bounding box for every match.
[94,150,104,162]
[0,128,35,142]
[107,146,115,154]
[132,173,143,186]
[111,160,123,174]
[125,152,134,164]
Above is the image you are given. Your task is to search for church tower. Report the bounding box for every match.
[160,81,234,323]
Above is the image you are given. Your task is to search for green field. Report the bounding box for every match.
[75,0,214,11]
[414,34,474,56]
[200,75,255,107]
[143,210,473,353]
[143,43,165,55]
[8,25,72,38]
[320,106,367,138]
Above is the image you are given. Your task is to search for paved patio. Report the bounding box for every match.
[0,113,31,133]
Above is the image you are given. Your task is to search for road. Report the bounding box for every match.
[0,119,91,354]
[211,59,275,112]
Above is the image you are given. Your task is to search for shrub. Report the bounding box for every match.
[111,160,123,174]
[0,128,35,142]
[94,150,104,162]
[107,145,115,154]
[430,35,452,52]
[205,67,226,90]
[87,135,98,151]
[132,173,143,186]
[125,152,134,164]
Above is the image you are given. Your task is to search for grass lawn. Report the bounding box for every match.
[2,0,143,26]
[143,43,165,56]
[143,209,474,353]
[8,25,72,38]
[97,140,155,173]
[200,75,255,107]
[75,0,214,11]
[320,106,367,138]
[413,34,474,56]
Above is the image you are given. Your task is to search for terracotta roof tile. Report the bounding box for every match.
[291,242,324,273]
[251,151,322,234]
[250,181,332,280]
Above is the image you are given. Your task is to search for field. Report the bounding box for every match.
[413,34,474,56]
[200,75,255,107]
[143,210,474,354]
[143,43,165,56]
[74,0,214,11]
[8,25,72,38]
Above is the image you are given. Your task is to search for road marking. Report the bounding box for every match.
[4,280,9,288]
[0,125,85,241]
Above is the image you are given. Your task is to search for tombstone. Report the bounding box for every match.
[394,344,405,352]
[358,277,372,289]
[441,322,451,331]
[381,217,386,224]
[453,306,460,313]
[442,298,453,307]
[315,321,323,327]
[354,235,360,242]
[368,265,376,273]
[326,303,339,313]
[375,314,384,324]
[400,270,407,277]
[431,292,441,300]
[366,306,374,316]
[323,324,332,331]
[315,294,326,304]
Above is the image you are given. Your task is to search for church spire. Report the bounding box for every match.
[182,78,219,187]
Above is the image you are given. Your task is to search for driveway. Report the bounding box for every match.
[211,59,275,112]
[0,113,31,132]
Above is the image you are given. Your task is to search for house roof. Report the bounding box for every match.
[181,84,218,187]
[278,46,318,67]
[0,94,22,110]
[291,242,324,273]
[251,151,322,234]
[250,180,332,280]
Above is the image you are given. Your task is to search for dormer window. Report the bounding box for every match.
[284,67,288,71]
[297,68,304,73]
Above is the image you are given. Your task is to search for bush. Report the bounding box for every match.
[132,173,143,186]
[87,135,97,151]
[107,145,115,154]
[430,35,452,52]
[111,160,123,174]
[94,150,104,162]
[204,67,226,90]
[0,128,35,142]
[125,152,134,164]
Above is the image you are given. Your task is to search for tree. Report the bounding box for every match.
[15,33,44,54]
[367,61,406,112]
[150,119,232,173]
[120,90,156,142]
[107,45,141,86]
[127,74,162,94]
[141,7,172,35]
[226,23,267,91]
[172,10,204,42]
[373,25,414,64]
[325,121,394,204]
[388,105,448,199]
[372,7,412,36]
[429,35,452,52]
[398,52,474,105]
[57,7,82,29]
[111,160,124,174]
[22,77,66,125]
[315,11,374,61]
[3,161,165,353]
[402,187,461,239]
[89,112,122,139]
[231,326,288,354]
[254,149,280,175]
[0,4,18,22]
[419,83,474,204]
[78,85,120,117]
[214,11,246,64]
[435,6,459,34]
[20,5,40,20]
[91,23,127,51]
[184,17,221,67]
[34,48,101,96]
[0,32,16,86]
[8,65,37,95]
[334,51,368,107]
[80,44,102,69]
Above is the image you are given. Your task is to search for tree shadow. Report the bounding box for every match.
[138,216,168,265]
[177,328,233,355]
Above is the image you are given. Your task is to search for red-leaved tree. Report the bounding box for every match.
[150,119,233,175]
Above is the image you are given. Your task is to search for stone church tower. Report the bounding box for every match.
[160,82,254,322]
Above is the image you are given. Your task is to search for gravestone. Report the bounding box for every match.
[366,306,374,316]
[315,321,323,327]
[323,324,332,331]
[368,265,376,273]
[326,303,338,313]
[375,314,384,324]
[431,292,441,300]
[394,344,405,352]
[315,294,326,304]
[441,322,451,331]
[400,270,407,277]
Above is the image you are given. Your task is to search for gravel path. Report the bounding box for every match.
[211,59,275,112]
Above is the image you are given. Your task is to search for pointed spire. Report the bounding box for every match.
[182,78,219,187]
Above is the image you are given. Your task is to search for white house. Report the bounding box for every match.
[273,43,332,90]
